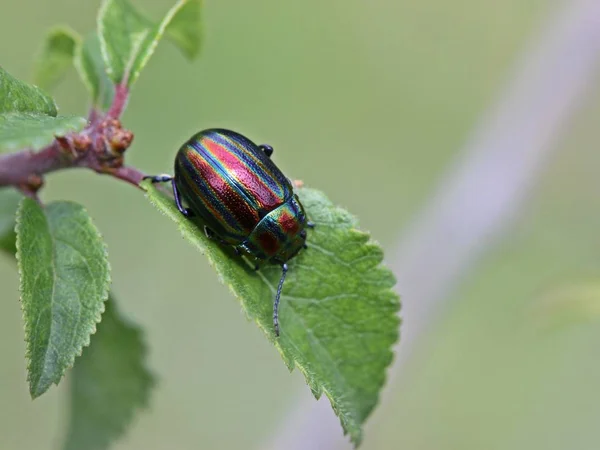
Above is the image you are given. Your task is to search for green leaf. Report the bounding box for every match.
[0,189,22,254]
[74,33,115,111]
[144,182,400,446]
[16,198,111,398]
[0,66,57,115]
[0,112,86,152]
[164,0,203,59]
[0,66,83,152]
[63,297,155,450]
[33,27,80,91]
[98,0,202,87]
[3,194,152,449]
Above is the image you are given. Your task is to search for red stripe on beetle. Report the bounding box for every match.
[278,210,300,235]
[186,148,260,232]
[203,138,283,210]
[257,230,281,256]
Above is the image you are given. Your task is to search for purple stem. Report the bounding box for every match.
[107,83,130,119]
[0,80,142,194]
[0,142,70,187]
[110,166,146,188]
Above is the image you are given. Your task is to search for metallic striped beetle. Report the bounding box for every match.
[146,128,313,336]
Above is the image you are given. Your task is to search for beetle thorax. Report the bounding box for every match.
[242,196,307,262]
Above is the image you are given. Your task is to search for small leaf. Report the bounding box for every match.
[63,297,155,450]
[164,0,203,59]
[16,198,111,398]
[98,0,202,87]
[75,33,115,110]
[98,0,152,86]
[0,112,86,152]
[144,182,399,446]
[33,27,80,91]
[0,66,57,115]
[0,67,81,153]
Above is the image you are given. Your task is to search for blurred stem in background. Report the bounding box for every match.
[265,0,600,448]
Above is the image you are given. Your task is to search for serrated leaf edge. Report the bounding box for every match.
[0,112,87,152]
[0,66,59,116]
[15,199,111,398]
[143,182,400,446]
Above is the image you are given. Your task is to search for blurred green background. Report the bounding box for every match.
[3,0,600,449]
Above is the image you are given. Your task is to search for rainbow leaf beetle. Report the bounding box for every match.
[146,128,314,336]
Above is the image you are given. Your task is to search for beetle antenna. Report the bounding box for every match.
[273,263,288,337]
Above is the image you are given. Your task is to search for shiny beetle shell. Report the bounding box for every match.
[174,128,308,263]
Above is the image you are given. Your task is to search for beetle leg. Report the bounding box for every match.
[143,174,172,183]
[171,179,193,217]
[302,224,312,249]
[259,144,274,158]
[206,228,241,256]
[273,263,288,337]
[145,175,194,217]
[203,226,215,239]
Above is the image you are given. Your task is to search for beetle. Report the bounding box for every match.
[145,128,313,337]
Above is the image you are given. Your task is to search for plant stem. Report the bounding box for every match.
[0,114,143,193]
[0,71,135,194]
[0,142,69,188]
[0,143,145,192]
[107,83,129,119]
[109,166,145,187]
